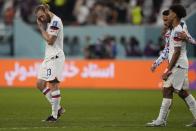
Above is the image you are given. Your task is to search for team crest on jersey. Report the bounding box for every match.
[52,21,58,27]
[50,20,59,30]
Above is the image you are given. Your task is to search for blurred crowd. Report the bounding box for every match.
[0,0,195,58]
[0,0,195,26]
[64,35,165,59]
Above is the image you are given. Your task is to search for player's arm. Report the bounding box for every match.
[162,30,183,80]
[162,46,181,80]
[178,31,196,45]
[37,19,57,45]
[184,32,196,45]
[151,45,169,72]
[167,46,181,71]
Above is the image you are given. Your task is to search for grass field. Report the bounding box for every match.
[0,88,196,131]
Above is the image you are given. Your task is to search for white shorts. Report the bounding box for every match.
[163,66,189,91]
[38,54,65,82]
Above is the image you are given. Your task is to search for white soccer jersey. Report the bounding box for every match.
[45,15,64,59]
[152,20,196,68]
[38,14,65,81]
[169,24,188,69]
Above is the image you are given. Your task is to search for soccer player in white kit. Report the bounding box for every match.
[147,5,196,127]
[151,10,196,73]
[35,4,65,122]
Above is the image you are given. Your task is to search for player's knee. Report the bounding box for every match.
[48,83,58,91]
[48,78,59,91]
[178,90,189,99]
[163,87,174,98]
[36,80,46,90]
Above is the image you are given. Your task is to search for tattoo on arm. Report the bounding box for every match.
[167,47,181,71]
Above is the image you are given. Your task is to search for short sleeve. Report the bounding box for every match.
[47,20,60,36]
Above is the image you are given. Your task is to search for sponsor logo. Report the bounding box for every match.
[4,62,115,85]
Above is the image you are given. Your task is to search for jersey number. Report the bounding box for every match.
[47,69,51,76]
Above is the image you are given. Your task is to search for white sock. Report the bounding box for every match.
[165,109,170,122]
[42,87,52,104]
[51,90,61,119]
[185,94,196,119]
[42,87,61,110]
[157,98,172,121]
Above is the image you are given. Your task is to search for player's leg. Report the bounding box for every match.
[146,87,173,127]
[49,79,61,120]
[157,87,173,122]
[37,78,64,121]
[37,79,53,104]
[53,54,66,118]
[178,89,196,127]
[37,60,54,105]
[178,89,196,119]
[44,55,65,122]
[44,79,62,122]
[147,69,175,127]
[176,68,196,127]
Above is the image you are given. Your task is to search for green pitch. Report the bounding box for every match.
[0,88,196,131]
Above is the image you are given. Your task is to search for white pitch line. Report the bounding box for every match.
[0,124,137,130]
[0,126,67,130]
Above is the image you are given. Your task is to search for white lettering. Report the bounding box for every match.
[62,62,79,79]
[81,63,115,78]
[4,61,115,85]
[4,62,40,86]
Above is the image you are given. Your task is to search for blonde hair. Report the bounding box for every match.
[35,3,50,14]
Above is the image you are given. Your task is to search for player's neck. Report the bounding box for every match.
[172,18,180,28]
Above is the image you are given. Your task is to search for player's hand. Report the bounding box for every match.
[177,31,188,40]
[150,65,156,72]
[162,70,172,81]
[37,18,43,29]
